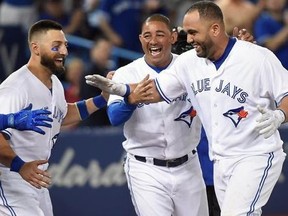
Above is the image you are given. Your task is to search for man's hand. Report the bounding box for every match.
[128,75,153,104]
[85,74,128,96]
[101,71,115,101]
[19,160,51,189]
[233,27,256,43]
[255,105,285,139]
[8,104,52,135]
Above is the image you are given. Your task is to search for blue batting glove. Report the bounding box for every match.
[7,104,53,135]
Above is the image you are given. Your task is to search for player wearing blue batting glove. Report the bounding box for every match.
[0,103,52,134]
[0,19,109,216]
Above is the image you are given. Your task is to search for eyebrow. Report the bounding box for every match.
[143,30,166,34]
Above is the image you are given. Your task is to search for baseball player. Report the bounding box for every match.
[107,14,208,216]
[172,26,221,216]
[0,20,108,216]
[85,2,288,215]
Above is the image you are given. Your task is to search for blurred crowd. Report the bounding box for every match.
[0,0,287,129]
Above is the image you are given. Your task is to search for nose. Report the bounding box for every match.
[59,45,68,56]
[149,35,158,45]
[186,34,194,44]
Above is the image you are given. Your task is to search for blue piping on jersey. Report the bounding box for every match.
[145,54,173,74]
[0,181,17,216]
[107,99,137,126]
[146,63,170,74]
[155,79,171,103]
[246,152,274,215]
[212,37,236,70]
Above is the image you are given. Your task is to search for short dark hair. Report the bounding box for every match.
[185,1,224,23]
[28,19,63,43]
[142,13,173,32]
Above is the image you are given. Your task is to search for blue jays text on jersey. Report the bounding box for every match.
[52,105,65,123]
[191,78,249,103]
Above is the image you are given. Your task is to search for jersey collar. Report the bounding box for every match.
[212,37,236,70]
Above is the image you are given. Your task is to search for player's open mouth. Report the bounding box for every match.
[149,47,162,56]
[193,44,201,52]
[55,58,64,64]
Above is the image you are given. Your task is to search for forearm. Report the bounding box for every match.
[62,95,107,126]
[107,100,136,126]
[0,134,17,167]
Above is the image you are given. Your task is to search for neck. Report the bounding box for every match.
[209,34,230,61]
[145,53,173,68]
[27,60,53,89]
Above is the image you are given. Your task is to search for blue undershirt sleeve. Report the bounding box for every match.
[107,98,137,126]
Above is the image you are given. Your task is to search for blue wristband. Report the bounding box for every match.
[76,100,89,120]
[123,84,130,97]
[93,95,107,109]
[10,155,25,173]
[0,114,9,130]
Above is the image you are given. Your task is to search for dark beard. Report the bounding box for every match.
[40,54,65,76]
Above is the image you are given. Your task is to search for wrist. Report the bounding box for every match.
[6,114,14,128]
[76,100,89,120]
[276,109,286,123]
[10,155,25,173]
[92,95,107,109]
[126,93,136,105]
[1,114,10,129]
[123,84,130,97]
[123,97,137,109]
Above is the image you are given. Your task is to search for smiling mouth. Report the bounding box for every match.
[193,44,201,52]
[55,58,64,64]
[149,47,162,56]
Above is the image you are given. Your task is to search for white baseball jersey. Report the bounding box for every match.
[108,55,208,216]
[155,39,288,214]
[108,54,202,159]
[156,40,288,160]
[0,65,67,216]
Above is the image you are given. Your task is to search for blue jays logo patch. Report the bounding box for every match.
[174,106,197,128]
[223,106,248,127]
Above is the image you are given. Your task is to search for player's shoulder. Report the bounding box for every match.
[113,56,148,81]
[177,48,197,60]
[234,39,277,64]
[174,48,205,67]
[0,65,30,89]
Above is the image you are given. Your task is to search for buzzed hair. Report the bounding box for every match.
[142,14,173,32]
[185,1,224,23]
[28,19,63,43]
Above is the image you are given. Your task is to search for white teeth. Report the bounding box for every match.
[150,47,161,56]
